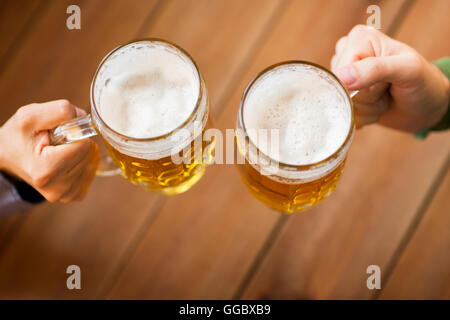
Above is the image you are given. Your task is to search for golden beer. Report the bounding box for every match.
[236,61,354,213]
[103,115,215,194]
[236,156,346,212]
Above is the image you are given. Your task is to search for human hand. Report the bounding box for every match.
[331,25,449,132]
[0,100,99,203]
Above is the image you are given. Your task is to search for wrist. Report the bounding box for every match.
[0,127,44,204]
[0,170,45,204]
[431,67,450,127]
[0,127,21,179]
[415,58,450,139]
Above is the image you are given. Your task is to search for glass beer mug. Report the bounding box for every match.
[236,61,356,213]
[51,39,215,195]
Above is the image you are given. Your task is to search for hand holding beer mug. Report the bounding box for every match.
[0,100,99,203]
[332,25,449,132]
[51,39,215,195]
[236,61,355,213]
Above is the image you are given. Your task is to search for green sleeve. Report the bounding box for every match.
[415,57,450,139]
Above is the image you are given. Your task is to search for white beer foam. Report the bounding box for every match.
[243,64,351,166]
[96,41,199,139]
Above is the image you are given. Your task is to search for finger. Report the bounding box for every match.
[353,101,386,117]
[64,143,94,177]
[58,149,94,202]
[39,161,83,203]
[334,25,377,71]
[72,160,97,201]
[19,100,79,132]
[62,148,98,202]
[75,107,87,117]
[352,82,389,104]
[335,36,347,54]
[336,53,422,90]
[40,139,93,179]
[59,164,85,203]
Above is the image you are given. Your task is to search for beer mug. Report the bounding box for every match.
[51,39,215,195]
[236,61,356,213]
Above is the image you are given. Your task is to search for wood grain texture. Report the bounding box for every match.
[0,0,448,300]
[242,0,450,299]
[0,212,29,255]
[376,0,450,299]
[108,0,408,299]
[379,162,450,299]
[0,0,45,277]
[0,0,160,123]
[140,0,283,116]
[0,0,162,299]
[0,0,45,66]
[0,0,284,299]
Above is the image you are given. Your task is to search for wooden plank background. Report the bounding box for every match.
[0,0,448,299]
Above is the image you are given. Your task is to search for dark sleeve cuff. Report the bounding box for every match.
[0,171,45,204]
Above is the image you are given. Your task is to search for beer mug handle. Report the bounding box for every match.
[349,90,359,98]
[50,114,121,176]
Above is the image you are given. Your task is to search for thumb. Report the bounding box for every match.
[75,107,87,117]
[336,55,416,90]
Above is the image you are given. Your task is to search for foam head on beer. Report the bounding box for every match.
[95,41,200,139]
[243,63,352,166]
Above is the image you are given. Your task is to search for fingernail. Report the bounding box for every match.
[76,108,87,117]
[336,65,357,86]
